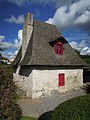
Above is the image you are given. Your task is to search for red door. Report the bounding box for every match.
[59,73,65,86]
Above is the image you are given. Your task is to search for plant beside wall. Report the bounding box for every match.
[0,65,22,120]
[49,94,90,120]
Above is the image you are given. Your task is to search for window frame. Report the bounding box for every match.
[58,73,65,86]
[54,42,63,55]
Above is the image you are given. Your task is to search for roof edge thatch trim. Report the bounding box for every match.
[12,46,22,66]
[20,64,88,68]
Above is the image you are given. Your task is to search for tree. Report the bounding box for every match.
[0,47,3,57]
[74,49,80,56]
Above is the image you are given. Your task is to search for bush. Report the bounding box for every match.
[0,65,22,120]
[49,94,90,120]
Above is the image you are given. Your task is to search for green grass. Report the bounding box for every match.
[21,116,37,120]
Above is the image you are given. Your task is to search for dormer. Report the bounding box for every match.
[49,36,67,56]
[54,41,63,55]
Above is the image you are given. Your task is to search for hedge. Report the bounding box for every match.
[0,65,22,120]
[49,94,90,120]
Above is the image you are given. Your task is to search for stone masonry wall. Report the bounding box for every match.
[13,68,83,99]
[13,66,33,98]
[32,69,83,98]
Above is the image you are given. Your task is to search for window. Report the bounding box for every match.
[58,73,65,86]
[54,42,63,55]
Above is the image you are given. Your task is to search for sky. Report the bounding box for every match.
[0,0,90,59]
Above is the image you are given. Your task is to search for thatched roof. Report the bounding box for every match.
[13,20,87,67]
[12,46,22,66]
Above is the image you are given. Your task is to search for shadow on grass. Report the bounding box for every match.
[38,111,52,120]
[83,85,90,94]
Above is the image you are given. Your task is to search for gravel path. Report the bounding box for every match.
[18,85,88,118]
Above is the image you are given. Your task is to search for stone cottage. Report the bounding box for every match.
[13,13,87,99]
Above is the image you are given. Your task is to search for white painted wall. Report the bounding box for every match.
[32,69,83,98]
[13,68,83,99]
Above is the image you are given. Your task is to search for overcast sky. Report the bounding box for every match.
[0,0,90,58]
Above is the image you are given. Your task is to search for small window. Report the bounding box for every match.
[54,42,63,55]
[58,73,65,86]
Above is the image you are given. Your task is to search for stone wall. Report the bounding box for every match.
[13,67,83,99]
[13,66,33,98]
[32,69,83,98]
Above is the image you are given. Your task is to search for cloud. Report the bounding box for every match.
[11,29,22,58]
[1,50,16,59]
[4,14,24,24]
[14,30,22,49]
[7,0,29,7]
[46,6,74,30]
[74,10,90,35]
[79,40,88,49]
[46,0,90,33]
[18,30,22,44]
[6,0,78,7]
[11,30,22,58]
[13,30,22,55]
[81,47,90,55]
[69,41,80,50]
[0,35,5,42]
[0,35,14,58]
[31,0,78,8]
[0,30,22,50]
[0,41,13,50]
[74,11,90,25]
[0,30,23,58]
[70,40,90,55]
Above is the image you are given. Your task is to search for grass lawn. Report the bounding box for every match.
[21,116,37,120]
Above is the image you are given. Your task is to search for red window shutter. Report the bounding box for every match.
[59,73,65,86]
[54,42,63,55]
[54,44,57,54]
[61,45,63,55]
[58,44,60,54]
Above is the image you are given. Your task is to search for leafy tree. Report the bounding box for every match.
[75,49,90,65]
[0,47,3,57]
[74,49,80,56]
[0,66,22,120]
